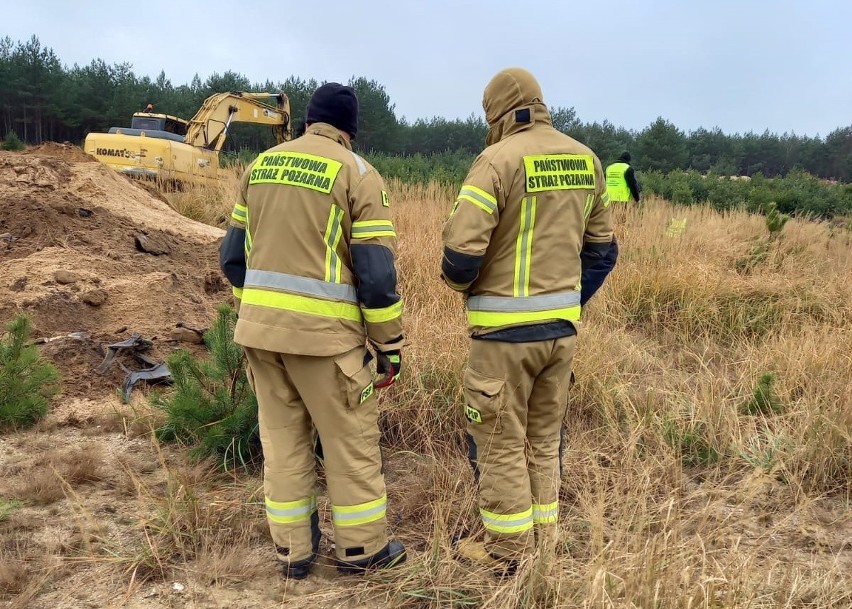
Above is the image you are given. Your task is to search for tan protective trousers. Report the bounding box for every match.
[464,336,577,559]
[244,345,389,564]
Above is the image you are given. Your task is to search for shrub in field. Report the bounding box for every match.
[735,202,791,273]
[0,315,61,429]
[152,304,260,471]
[366,150,475,186]
[764,202,790,238]
[659,409,720,466]
[740,372,785,416]
[641,169,852,217]
[0,131,24,151]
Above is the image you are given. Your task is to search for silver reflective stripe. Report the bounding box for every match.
[467,291,581,312]
[350,151,367,175]
[459,187,497,212]
[351,224,394,236]
[266,499,317,519]
[245,269,358,303]
[480,513,533,528]
[332,502,386,523]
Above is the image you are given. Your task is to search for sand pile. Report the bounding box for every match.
[0,144,227,398]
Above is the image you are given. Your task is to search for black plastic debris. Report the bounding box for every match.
[97,333,171,401]
[119,362,171,403]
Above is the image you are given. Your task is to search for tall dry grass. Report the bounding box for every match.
[160,169,852,607]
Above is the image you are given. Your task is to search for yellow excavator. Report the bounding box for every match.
[83,91,292,185]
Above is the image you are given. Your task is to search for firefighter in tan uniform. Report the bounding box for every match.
[441,68,615,570]
[219,83,406,578]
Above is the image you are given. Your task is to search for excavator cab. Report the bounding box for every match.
[107,113,189,144]
[130,114,188,136]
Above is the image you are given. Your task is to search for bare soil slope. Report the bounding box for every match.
[0,145,226,398]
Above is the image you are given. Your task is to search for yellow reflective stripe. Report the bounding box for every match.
[352,230,396,239]
[241,288,362,322]
[443,276,470,291]
[232,286,243,299]
[513,196,536,297]
[458,193,497,215]
[323,208,336,282]
[352,219,396,239]
[332,494,387,527]
[459,185,497,210]
[244,205,253,256]
[250,152,343,194]
[362,299,403,324]
[524,154,595,192]
[323,206,344,283]
[352,220,394,229]
[265,496,317,524]
[532,501,558,524]
[480,507,533,534]
[583,194,595,221]
[231,203,247,223]
[330,209,344,280]
[468,306,581,327]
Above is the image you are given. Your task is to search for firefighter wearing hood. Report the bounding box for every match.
[441,68,615,570]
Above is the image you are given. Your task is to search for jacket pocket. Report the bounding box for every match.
[335,349,375,410]
[463,368,506,433]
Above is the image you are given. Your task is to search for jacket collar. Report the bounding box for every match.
[305,122,353,150]
[486,103,553,146]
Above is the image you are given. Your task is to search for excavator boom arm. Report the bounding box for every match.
[184,92,292,152]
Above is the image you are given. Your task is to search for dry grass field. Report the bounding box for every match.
[1,162,850,608]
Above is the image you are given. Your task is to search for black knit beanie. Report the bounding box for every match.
[619,151,632,163]
[305,83,359,138]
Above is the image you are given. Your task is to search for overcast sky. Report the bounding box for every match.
[4,0,850,136]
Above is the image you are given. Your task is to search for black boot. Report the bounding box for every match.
[282,554,315,580]
[337,540,407,575]
[278,512,322,580]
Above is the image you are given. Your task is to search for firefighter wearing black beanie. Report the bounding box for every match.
[305,82,359,138]
[219,79,406,580]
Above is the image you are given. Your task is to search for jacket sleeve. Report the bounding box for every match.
[625,165,641,202]
[219,167,252,309]
[349,168,404,353]
[440,154,501,292]
[580,237,618,306]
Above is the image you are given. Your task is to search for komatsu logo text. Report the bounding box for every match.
[96,148,133,158]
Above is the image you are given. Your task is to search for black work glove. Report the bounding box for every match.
[374,350,402,388]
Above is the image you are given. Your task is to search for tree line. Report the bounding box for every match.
[1,35,851,183]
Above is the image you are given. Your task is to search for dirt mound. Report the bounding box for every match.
[22,142,96,163]
[0,146,227,400]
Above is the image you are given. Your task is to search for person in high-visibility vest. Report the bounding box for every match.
[605,151,641,204]
[219,83,406,579]
[441,68,616,572]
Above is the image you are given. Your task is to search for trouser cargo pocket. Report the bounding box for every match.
[463,368,506,434]
[335,349,375,409]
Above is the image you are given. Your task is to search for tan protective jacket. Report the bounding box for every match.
[225,123,403,356]
[442,72,613,337]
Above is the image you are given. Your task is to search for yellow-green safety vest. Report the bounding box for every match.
[605,162,632,203]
